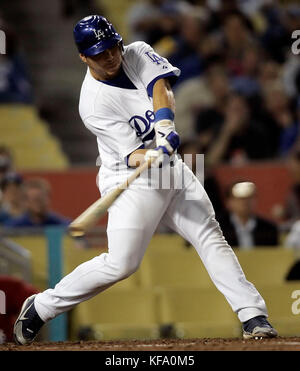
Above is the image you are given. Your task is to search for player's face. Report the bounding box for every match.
[80,44,122,81]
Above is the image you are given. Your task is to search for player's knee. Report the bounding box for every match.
[102,254,140,282]
[116,261,140,281]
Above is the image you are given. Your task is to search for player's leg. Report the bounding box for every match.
[14,187,172,344]
[34,230,151,322]
[161,163,277,337]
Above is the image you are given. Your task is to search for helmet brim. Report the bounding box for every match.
[82,35,122,56]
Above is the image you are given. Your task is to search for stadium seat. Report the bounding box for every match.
[140,246,214,288]
[234,248,295,286]
[147,234,188,253]
[9,236,48,291]
[142,236,295,288]
[0,104,69,170]
[71,288,160,340]
[157,287,240,338]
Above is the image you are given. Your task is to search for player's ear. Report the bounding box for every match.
[79,53,87,63]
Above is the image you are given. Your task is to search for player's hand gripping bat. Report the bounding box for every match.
[68,149,164,237]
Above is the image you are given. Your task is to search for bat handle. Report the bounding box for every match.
[122,148,163,188]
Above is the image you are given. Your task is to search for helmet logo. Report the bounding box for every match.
[94,29,105,40]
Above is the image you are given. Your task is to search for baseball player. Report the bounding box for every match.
[14,15,277,344]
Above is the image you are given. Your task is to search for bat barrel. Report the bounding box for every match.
[68,224,86,237]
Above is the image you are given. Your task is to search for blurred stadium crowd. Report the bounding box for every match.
[0,147,70,228]
[127,0,300,163]
[1,0,299,246]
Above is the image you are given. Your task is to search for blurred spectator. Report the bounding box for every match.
[284,218,300,280]
[0,17,33,104]
[60,0,101,18]
[257,2,288,63]
[217,181,279,248]
[174,64,230,141]
[285,4,300,33]
[205,0,244,32]
[0,172,24,224]
[261,83,299,157]
[282,55,300,99]
[164,6,208,84]
[127,0,164,43]
[126,0,181,45]
[273,149,300,231]
[0,145,14,183]
[260,3,300,63]
[0,275,39,342]
[5,178,70,227]
[230,45,262,99]
[258,59,281,93]
[198,93,273,168]
[220,10,256,77]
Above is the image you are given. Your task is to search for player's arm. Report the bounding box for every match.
[152,77,175,113]
[128,78,180,168]
[152,78,179,153]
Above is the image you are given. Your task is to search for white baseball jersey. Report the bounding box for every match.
[79,41,180,195]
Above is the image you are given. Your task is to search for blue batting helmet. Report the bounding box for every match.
[73,15,122,56]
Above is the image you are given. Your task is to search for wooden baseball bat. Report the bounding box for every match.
[68,151,162,237]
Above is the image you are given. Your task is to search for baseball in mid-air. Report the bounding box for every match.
[232,182,256,198]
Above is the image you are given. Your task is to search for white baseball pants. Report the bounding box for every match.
[35,162,267,323]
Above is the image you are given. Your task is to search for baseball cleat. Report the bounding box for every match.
[13,294,44,345]
[242,315,278,339]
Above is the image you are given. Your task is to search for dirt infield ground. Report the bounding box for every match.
[1,337,300,351]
